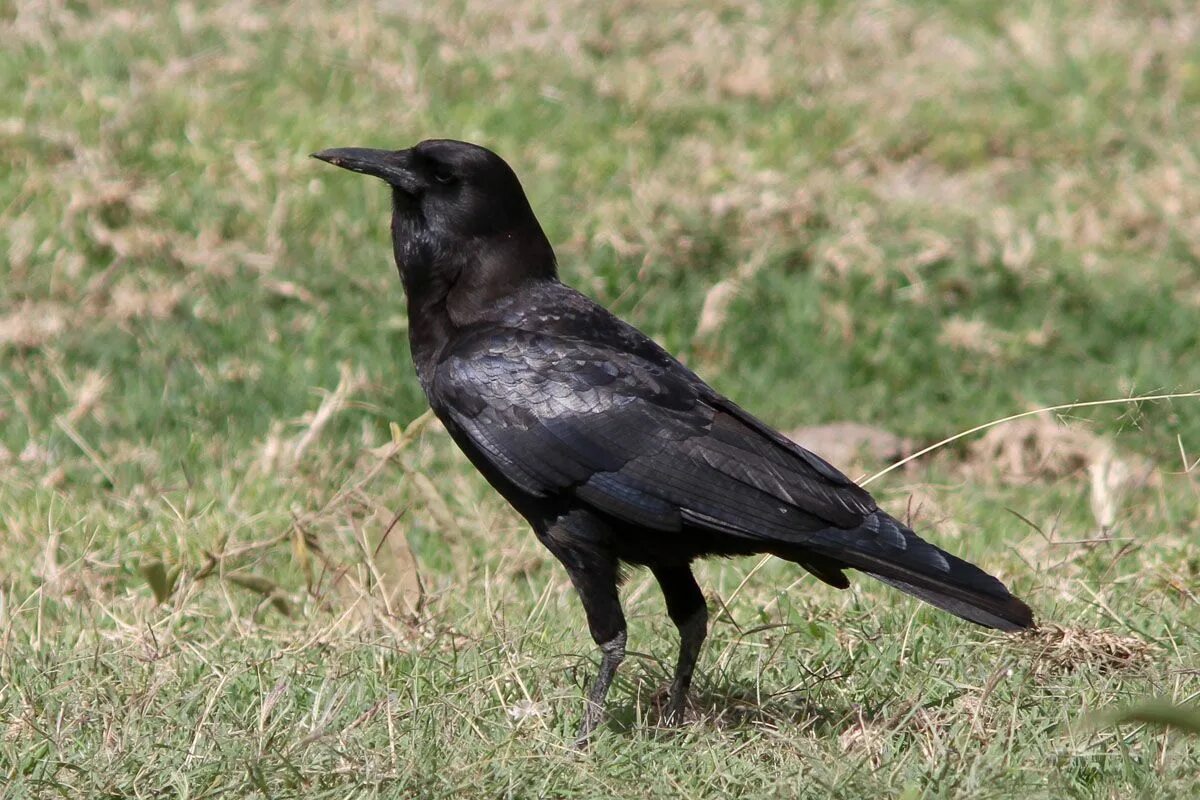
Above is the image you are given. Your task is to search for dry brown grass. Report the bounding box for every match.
[1019,624,1158,677]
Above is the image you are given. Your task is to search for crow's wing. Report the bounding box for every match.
[432,328,876,541]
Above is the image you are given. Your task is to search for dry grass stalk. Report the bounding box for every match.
[288,363,366,465]
[693,250,770,352]
[364,505,425,623]
[66,369,109,424]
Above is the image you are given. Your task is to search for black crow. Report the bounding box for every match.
[313,140,1034,747]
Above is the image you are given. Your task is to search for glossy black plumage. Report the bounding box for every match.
[314,139,1035,746]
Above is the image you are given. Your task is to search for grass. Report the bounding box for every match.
[2,0,1199,796]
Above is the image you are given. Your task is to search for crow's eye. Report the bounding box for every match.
[431,165,455,184]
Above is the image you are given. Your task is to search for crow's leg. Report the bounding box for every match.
[540,512,627,748]
[650,564,707,725]
[565,565,625,748]
[575,623,626,748]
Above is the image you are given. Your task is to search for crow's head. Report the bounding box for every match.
[313,140,556,297]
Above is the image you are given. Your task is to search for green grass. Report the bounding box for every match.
[2,1,1199,797]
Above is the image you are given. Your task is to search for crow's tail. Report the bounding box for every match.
[798,511,1035,631]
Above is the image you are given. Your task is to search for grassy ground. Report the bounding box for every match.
[3,0,1200,796]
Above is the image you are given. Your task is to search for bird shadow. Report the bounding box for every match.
[601,672,872,739]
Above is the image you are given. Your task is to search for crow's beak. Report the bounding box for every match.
[311,147,422,193]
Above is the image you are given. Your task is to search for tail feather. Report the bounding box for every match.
[864,573,1034,631]
[800,511,1035,631]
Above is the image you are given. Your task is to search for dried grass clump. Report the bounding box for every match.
[1019,624,1158,676]
[0,302,67,349]
[968,412,1099,481]
[966,411,1155,533]
[837,710,889,767]
[334,504,427,631]
[938,316,1003,357]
